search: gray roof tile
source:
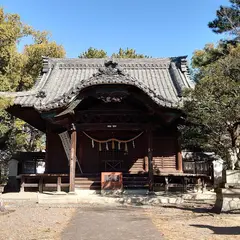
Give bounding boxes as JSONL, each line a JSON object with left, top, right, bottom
{"left": 0, "top": 57, "right": 194, "bottom": 111}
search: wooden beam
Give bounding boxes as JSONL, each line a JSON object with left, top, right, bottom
{"left": 69, "top": 124, "right": 77, "bottom": 193}
{"left": 147, "top": 127, "right": 154, "bottom": 192}
{"left": 76, "top": 123, "right": 146, "bottom": 131}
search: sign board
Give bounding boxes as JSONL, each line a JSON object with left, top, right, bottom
{"left": 101, "top": 172, "right": 123, "bottom": 190}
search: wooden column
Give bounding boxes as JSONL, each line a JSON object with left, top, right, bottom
{"left": 44, "top": 124, "right": 50, "bottom": 173}
{"left": 57, "top": 177, "right": 61, "bottom": 193}
{"left": 147, "top": 128, "right": 154, "bottom": 192}
{"left": 177, "top": 138, "right": 183, "bottom": 172}
{"left": 69, "top": 124, "right": 77, "bottom": 193}
{"left": 39, "top": 177, "right": 43, "bottom": 193}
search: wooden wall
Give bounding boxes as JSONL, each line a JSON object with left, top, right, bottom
{"left": 45, "top": 129, "right": 178, "bottom": 174}
{"left": 153, "top": 137, "right": 177, "bottom": 173}
{"left": 46, "top": 129, "right": 69, "bottom": 173}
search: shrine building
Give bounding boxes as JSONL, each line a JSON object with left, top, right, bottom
{"left": 1, "top": 57, "right": 210, "bottom": 193}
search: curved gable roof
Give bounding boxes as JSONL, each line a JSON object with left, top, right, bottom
{"left": 0, "top": 57, "right": 194, "bottom": 111}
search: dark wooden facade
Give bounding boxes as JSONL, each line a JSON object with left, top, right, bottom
{"left": 42, "top": 83, "right": 184, "bottom": 192}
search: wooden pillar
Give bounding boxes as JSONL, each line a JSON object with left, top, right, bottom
{"left": 164, "top": 177, "right": 169, "bottom": 192}
{"left": 44, "top": 123, "right": 50, "bottom": 173}
{"left": 57, "top": 177, "right": 61, "bottom": 193}
{"left": 147, "top": 128, "right": 154, "bottom": 192}
{"left": 177, "top": 137, "right": 183, "bottom": 172}
{"left": 144, "top": 156, "right": 148, "bottom": 172}
{"left": 39, "top": 177, "right": 43, "bottom": 193}
{"left": 69, "top": 124, "right": 77, "bottom": 193}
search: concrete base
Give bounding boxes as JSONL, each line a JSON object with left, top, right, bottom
{"left": 214, "top": 188, "right": 240, "bottom": 213}
{"left": 223, "top": 170, "right": 240, "bottom": 184}
{"left": 75, "top": 189, "right": 101, "bottom": 195}
{"left": 0, "top": 190, "right": 217, "bottom": 206}
{"left": 101, "top": 189, "right": 123, "bottom": 196}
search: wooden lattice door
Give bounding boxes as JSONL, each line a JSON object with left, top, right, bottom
{"left": 99, "top": 149, "right": 127, "bottom": 172}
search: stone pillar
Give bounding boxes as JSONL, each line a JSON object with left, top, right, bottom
{"left": 214, "top": 170, "right": 240, "bottom": 213}
{"left": 214, "top": 188, "right": 240, "bottom": 213}
{"left": 213, "top": 159, "right": 224, "bottom": 188}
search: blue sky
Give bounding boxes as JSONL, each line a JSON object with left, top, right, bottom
{"left": 1, "top": 0, "right": 230, "bottom": 59}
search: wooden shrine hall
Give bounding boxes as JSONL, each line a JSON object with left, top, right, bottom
{"left": 2, "top": 57, "right": 208, "bottom": 193}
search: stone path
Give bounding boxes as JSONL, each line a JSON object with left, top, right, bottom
{"left": 62, "top": 206, "right": 163, "bottom": 240}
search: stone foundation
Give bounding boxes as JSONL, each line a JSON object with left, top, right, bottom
{"left": 223, "top": 170, "right": 240, "bottom": 185}
{"left": 214, "top": 188, "right": 240, "bottom": 213}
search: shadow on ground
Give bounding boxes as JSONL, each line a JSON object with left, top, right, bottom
{"left": 190, "top": 225, "right": 240, "bottom": 235}
{"left": 162, "top": 205, "right": 213, "bottom": 214}
{"left": 162, "top": 205, "right": 240, "bottom": 215}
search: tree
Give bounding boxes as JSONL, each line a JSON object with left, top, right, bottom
{"left": 208, "top": 0, "right": 240, "bottom": 40}
{"left": 192, "top": 42, "right": 236, "bottom": 68}
{"left": 78, "top": 47, "right": 107, "bottom": 58}
{"left": 0, "top": 8, "right": 65, "bottom": 164}
{"left": 79, "top": 47, "right": 148, "bottom": 58}
{"left": 182, "top": 0, "right": 240, "bottom": 169}
{"left": 183, "top": 44, "right": 240, "bottom": 169}
{"left": 111, "top": 48, "right": 147, "bottom": 58}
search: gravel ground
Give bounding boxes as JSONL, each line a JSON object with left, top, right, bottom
{"left": 0, "top": 204, "right": 76, "bottom": 240}
{"left": 145, "top": 204, "right": 240, "bottom": 240}
{"left": 0, "top": 202, "right": 239, "bottom": 240}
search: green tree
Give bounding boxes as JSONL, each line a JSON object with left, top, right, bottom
{"left": 19, "top": 30, "right": 65, "bottom": 90}
{"left": 78, "top": 47, "right": 107, "bottom": 58}
{"left": 182, "top": 1, "right": 240, "bottom": 169}
{"left": 183, "top": 44, "right": 240, "bottom": 169}
{"left": 79, "top": 47, "right": 148, "bottom": 58}
{"left": 192, "top": 42, "right": 236, "bottom": 68}
{"left": 208, "top": 0, "right": 240, "bottom": 40}
{"left": 112, "top": 48, "right": 147, "bottom": 58}
{"left": 0, "top": 8, "right": 65, "bottom": 163}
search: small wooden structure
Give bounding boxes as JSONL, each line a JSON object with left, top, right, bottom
{"left": 1, "top": 57, "right": 210, "bottom": 193}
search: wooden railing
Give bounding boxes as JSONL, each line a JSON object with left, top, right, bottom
{"left": 19, "top": 174, "right": 69, "bottom": 193}
{"left": 183, "top": 161, "right": 212, "bottom": 175}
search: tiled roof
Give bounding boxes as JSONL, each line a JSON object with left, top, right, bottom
{"left": 0, "top": 57, "right": 194, "bottom": 111}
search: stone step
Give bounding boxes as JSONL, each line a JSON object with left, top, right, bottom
{"left": 75, "top": 180, "right": 101, "bottom": 184}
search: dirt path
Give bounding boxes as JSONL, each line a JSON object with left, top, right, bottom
{"left": 145, "top": 204, "right": 240, "bottom": 240}
{"left": 62, "top": 206, "right": 164, "bottom": 240}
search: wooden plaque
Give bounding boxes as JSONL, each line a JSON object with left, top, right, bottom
{"left": 101, "top": 172, "right": 123, "bottom": 190}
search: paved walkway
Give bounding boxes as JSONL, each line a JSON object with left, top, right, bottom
{"left": 62, "top": 206, "right": 163, "bottom": 240}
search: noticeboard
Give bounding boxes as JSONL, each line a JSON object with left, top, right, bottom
{"left": 101, "top": 172, "right": 123, "bottom": 190}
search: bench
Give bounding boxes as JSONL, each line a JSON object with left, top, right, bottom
{"left": 20, "top": 174, "right": 69, "bottom": 193}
